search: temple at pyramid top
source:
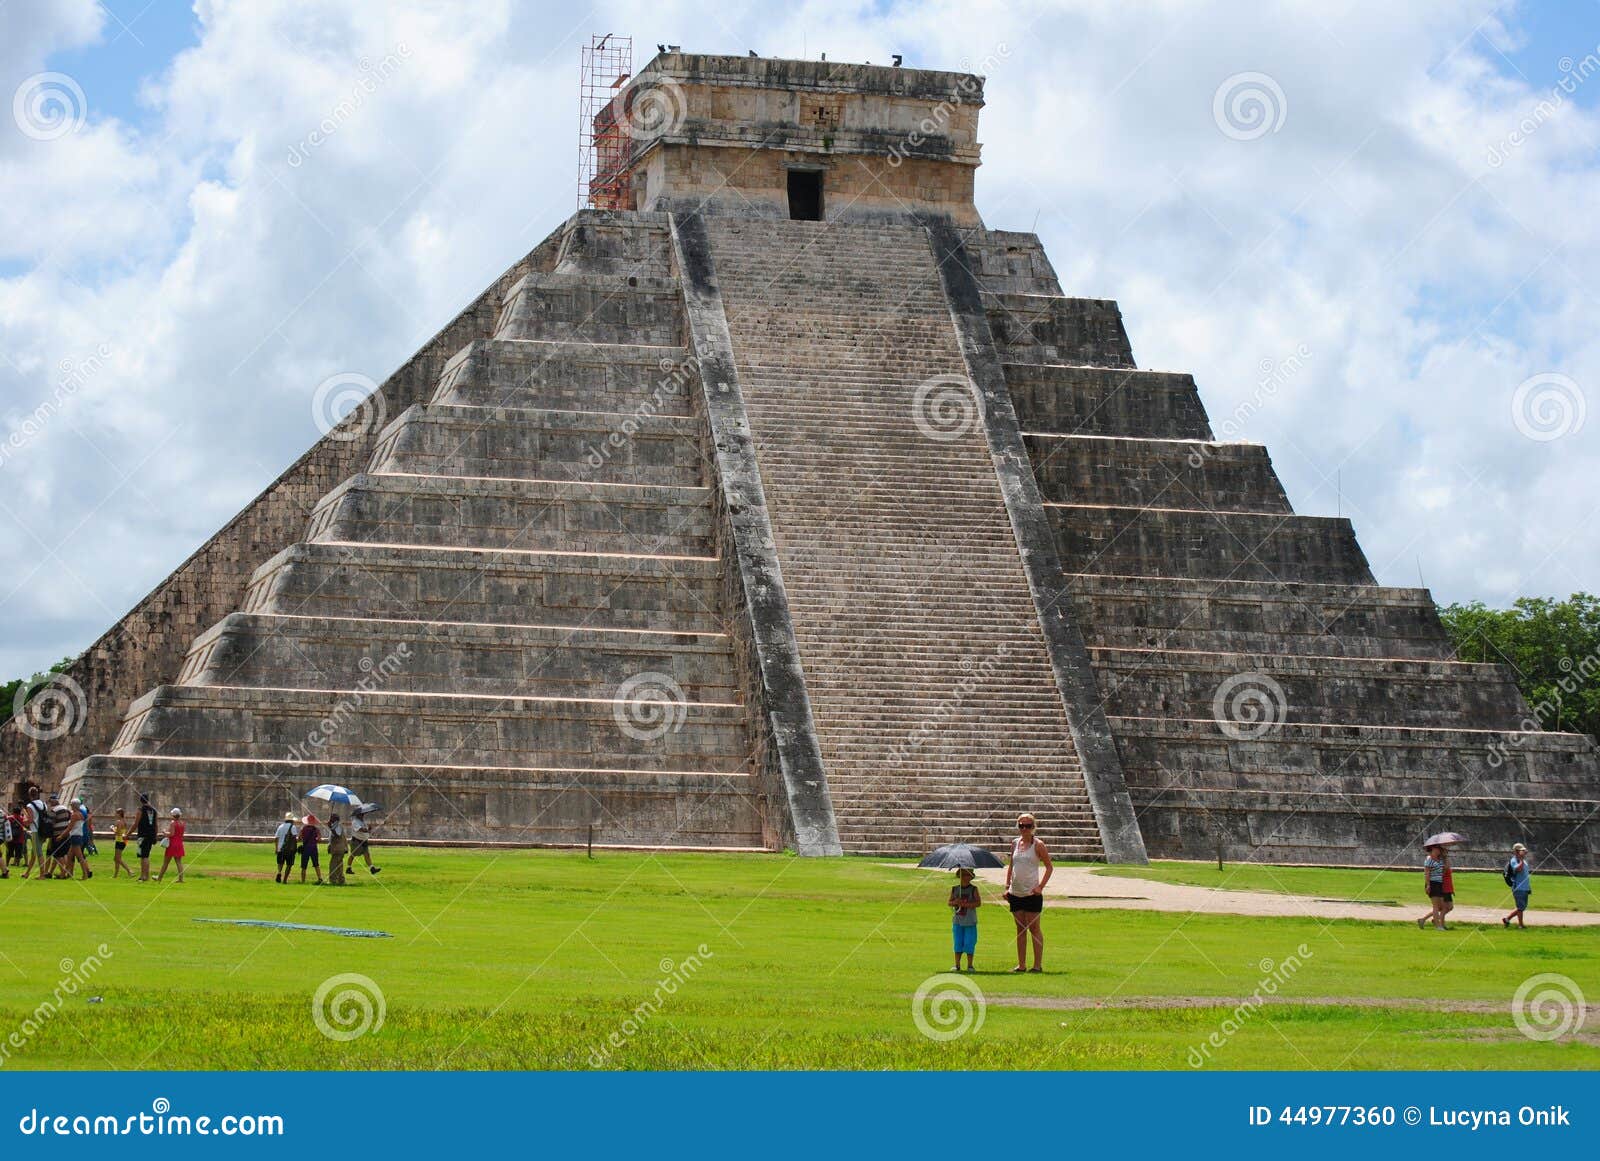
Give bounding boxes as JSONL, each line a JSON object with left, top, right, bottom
{"left": 600, "top": 52, "right": 985, "bottom": 224}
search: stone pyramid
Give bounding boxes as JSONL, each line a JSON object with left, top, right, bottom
{"left": 6, "top": 52, "right": 1593, "bottom": 868}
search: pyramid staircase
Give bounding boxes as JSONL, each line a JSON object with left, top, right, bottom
{"left": 701, "top": 219, "right": 1103, "bottom": 858}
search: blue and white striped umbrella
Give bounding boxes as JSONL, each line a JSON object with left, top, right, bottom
{"left": 305, "top": 784, "right": 364, "bottom": 808}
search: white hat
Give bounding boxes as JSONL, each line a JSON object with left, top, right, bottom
{"left": 169, "top": 807, "right": 182, "bottom": 817}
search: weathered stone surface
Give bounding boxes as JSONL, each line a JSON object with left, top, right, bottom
{"left": 27, "top": 53, "right": 1599, "bottom": 869}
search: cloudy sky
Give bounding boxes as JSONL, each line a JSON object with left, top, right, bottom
{"left": 1, "top": 0, "right": 1597, "bottom": 680}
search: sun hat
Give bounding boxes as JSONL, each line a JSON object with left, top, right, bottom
{"left": 1513, "top": 842, "right": 1528, "bottom": 852}
{"left": 169, "top": 807, "right": 182, "bottom": 817}
{"left": 284, "top": 812, "right": 297, "bottom": 822}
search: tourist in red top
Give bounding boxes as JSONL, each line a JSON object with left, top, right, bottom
{"left": 157, "top": 807, "right": 187, "bottom": 883}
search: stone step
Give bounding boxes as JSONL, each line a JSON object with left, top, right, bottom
{"left": 64, "top": 753, "right": 766, "bottom": 848}
{"left": 242, "top": 542, "right": 727, "bottom": 633}
{"left": 986, "top": 294, "right": 1134, "bottom": 368}
{"left": 1049, "top": 504, "right": 1374, "bottom": 584}
{"left": 1005, "top": 364, "right": 1212, "bottom": 439}
{"left": 1110, "top": 715, "right": 1600, "bottom": 801}
{"left": 493, "top": 271, "right": 684, "bottom": 346}
{"left": 1126, "top": 784, "right": 1599, "bottom": 869}
{"left": 1026, "top": 434, "right": 1292, "bottom": 513}
{"left": 177, "top": 612, "right": 739, "bottom": 701}
{"left": 306, "top": 472, "right": 712, "bottom": 555}
{"left": 1089, "top": 646, "right": 1530, "bottom": 731}
{"left": 110, "top": 684, "right": 752, "bottom": 772}
{"left": 552, "top": 213, "right": 677, "bottom": 280}
{"left": 368, "top": 403, "right": 706, "bottom": 488}
{"left": 435, "top": 338, "right": 697, "bottom": 417}
{"left": 1062, "top": 573, "right": 1455, "bottom": 660}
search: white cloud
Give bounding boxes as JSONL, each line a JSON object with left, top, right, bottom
{"left": 0, "top": 0, "right": 1597, "bottom": 680}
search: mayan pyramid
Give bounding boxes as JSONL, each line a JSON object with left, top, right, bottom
{"left": 9, "top": 51, "right": 1595, "bottom": 868}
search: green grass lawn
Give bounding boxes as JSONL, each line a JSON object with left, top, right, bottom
{"left": 1, "top": 843, "right": 1594, "bottom": 1070}
{"left": 1094, "top": 860, "right": 1600, "bottom": 913}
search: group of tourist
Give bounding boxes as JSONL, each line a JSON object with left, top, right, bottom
{"left": 1416, "top": 840, "right": 1535, "bottom": 931}
{"left": 3, "top": 785, "right": 382, "bottom": 886}
{"left": 945, "top": 814, "right": 1540, "bottom": 971}
{"left": 272, "top": 810, "right": 380, "bottom": 886}
{"left": 2, "top": 788, "right": 184, "bottom": 882}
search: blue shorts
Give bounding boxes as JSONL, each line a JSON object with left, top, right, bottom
{"left": 952, "top": 923, "right": 977, "bottom": 956}
{"left": 1514, "top": 890, "right": 1531, "bottom": 910}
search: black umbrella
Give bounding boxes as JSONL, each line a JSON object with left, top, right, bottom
{"left": 918, "top": 843, "right": 1004, "bottom": 870}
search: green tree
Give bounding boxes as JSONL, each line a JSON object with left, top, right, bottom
{"left": 1440, "top": 592, "right": 1600, "bottom": 739}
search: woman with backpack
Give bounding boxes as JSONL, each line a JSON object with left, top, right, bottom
{"left": 1503, "top": 843, "right": 1533, "bottom": 928}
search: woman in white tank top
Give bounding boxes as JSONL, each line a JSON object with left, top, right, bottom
{"left": 1004, "top": 812, "right": 1053, "bottom": 972}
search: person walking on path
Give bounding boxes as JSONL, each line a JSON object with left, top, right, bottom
{"left": 1004, "top": 813, "right": 1052, "bottom": 972}
{"left": 274, "top": 813, "right": 299, "bottom": 883}
{"left": 1417, "top": 843, "right": 1454, "bottom": 930}
{"left": 346, "top": 810, "right": 380, "bottom": 876}
{"left": 326, "top": 814, "right": 348, "bottom": 886}
{"left": 948, "top": 866, "right": 981, "bottom": 972}
{"left": 112, "top": 809, "right": 132, "bottom": 878}
{"left": 156, "top": 807, "right": 186, "bottom": 883}
{"left": 46, "top": 794, "right": 72, "bottom": 879}
{"left": 1503, "top": 843, "right": 1533, "bottom": 928}
{"left": 299, "top": 815, "right": 323, "bottom": 884}
{"left": 135, "top": 793, "right": 158, "bottom": 882}
{"left": 62, "top": 798, "right": 92, "bottom": 879}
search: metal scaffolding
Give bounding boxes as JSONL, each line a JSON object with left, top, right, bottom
{"left": 577, "top": 34, "right": 633, "bottom": 210}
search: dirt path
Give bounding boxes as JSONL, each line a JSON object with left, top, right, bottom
{"left": 938, "top": 864, "right": 1600, "bottom": 927}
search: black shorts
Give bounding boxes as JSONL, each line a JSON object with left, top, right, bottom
{"left": 1427, "top": 882, "right": 1453, "bottom": 900}
{"left": 138, "top": 836, "right": 155, "bottom": 859}
{"left": 114, "top": 841, "right": 126, "bottom": 851}
{"left": 277, "top": 847, "right": 296, "bottom": 868}
{"left": 1006, "top": 892, "right": 1044, "bottom": 913}
{"left": 301, "top": 848, "right": 320, "bottom": 868}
